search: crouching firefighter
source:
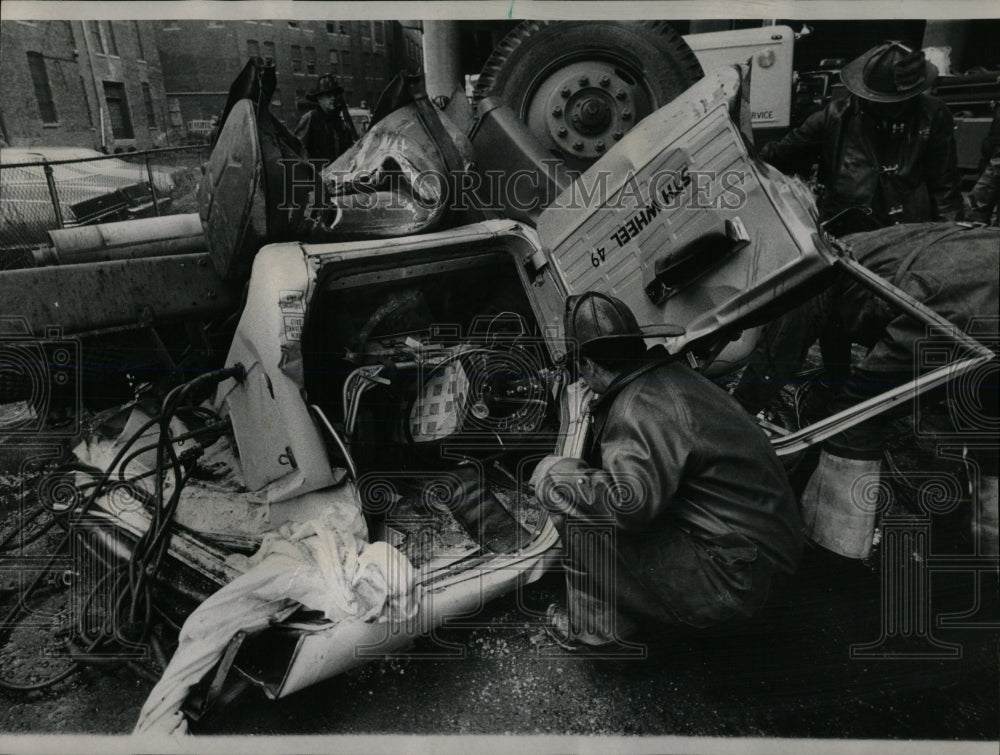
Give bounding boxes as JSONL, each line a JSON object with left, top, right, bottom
{"left": 530, "top": 293, "right": 803, "bottom": 650}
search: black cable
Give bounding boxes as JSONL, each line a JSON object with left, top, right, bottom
{"left": 117, "top": 420, "right": 230, "bottom": 481}
{"left": 111, "top": 366, "right": 243, "bottom": 647}
{"left": 0, "top": 365, "right": 244, "bottom": 691}
{"left": 0, "top": 464, "right": 104, "bottom": 553}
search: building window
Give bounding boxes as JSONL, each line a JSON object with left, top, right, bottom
{"left": 141, "top": 83, "right": 157, "bottom": 127}
{"left": 328, "top": 49, "right": 339, "bottom": 71}
{"left": 262, "top": 41, "right": 275, "bottom": 66}
{"left": 163, "top": 21, "right": 180, "bottom": 31}
{"left": 132, "top": 21, "right": 146, "bottom": 60}
{"left": 305, "top": 46, "right": 316, "bottom": 75}
{"left": 288, "top": 21, "right": 298, "bottom": 29}
{"left": 291, "top": 45, "right": 302, "bottom": 73}
{"left": 247, "top": 39, "right": 260, "bottom": 60}
{"left": 339, "top": 23, "right": 348, "bottom": 35}
{"left": 105, "top": 22, "right": 119, "bottom": 55}
{"left": 168, "top": 98, "right": 182, "bottom": 127}
{"left": 326, "top": 22, "right": 336, "bottom": 34}
{"left": 341, "top": 50, "right": 351, "bottom": 74}
{"left": 374, "top": 22, "right": 384, "bottom": 45}
{"left": 103, "top": 81, "right": 134, "bottom": 139}
{"left": 295, "top": 87, "right": 306, "bottom": 107}
{"left": 87, "top": 21, "right": 103, "bottom": 51}
{"left": 27, "top": 52, "right": 57, "bottom": 124}
{"left": 88, "top": 20, "right": 119, "bottom": 54}
{"left": 361, "top": 23, "right": 371, "bottom": 39}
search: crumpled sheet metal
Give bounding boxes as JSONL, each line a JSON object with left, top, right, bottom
{"left": 272, "top": 522, "right": 562, "bottom": 700}
{"left": 134, "top": 493, "right": 417, "bottom": 735}
{"left": 292, "top": 104, "right": 474, "bottom": 240}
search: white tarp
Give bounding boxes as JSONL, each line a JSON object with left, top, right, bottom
{"left": 133, "top": 492, "right": 416, "bottom": 735}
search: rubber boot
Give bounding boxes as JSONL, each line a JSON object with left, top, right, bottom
{"left": 801, "top": 450, "right": 883, "bottom": 559}
{"left": 974, "top": 475, "right": 999, "bottom": 557}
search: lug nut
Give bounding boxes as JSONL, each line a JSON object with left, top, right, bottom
{"left": 595, "top": 141, "right": 606, "bottom": 152}
{"left": 552, "top": 105, "right": 563, "bottom": 117}
{"left": 613, "top": 130, "right": 624, "bottom": 140}
{"left": 599, "top": 75, "right": 611, "bottom": 87}
{"left": 560, "top": 87, "right": 571, "bottom": 98}
{"left": 578, "top": 75, "right": 590, "bottom": 86}
{"left": 573, "top": 141, "right": 584, "bottom": 151}
{"left": 557, "top": 126, "right": 568, "bottom": 137}
{"left": 622, "top": 109, "right": 632, "bottom": 120}
{"left": 616, "top": 89, "right": 627, "bottom": 100}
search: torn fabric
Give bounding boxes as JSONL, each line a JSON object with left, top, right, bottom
{"left": 133, "top": 493, "right": 416, "bottom": 735}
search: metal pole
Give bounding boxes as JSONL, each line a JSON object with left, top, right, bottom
{"left": 422, "top": 21, "right": 463, "bottom": 103}
{"left": 79, "top": 21, "right": 107, "bottom": 152}
{"left": 145, "top": 155, "right": 161, "bottom": 216}
{"left": 43, "top": 160, "right": 65, "bottom": 229}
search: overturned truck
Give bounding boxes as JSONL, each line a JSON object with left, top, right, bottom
{"left": 0, "top": 21, "right": 993, "bottom": 733}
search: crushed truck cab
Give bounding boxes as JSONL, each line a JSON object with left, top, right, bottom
{"left": 125, "top": 66, "right": 855, "bottom": 712}
{"left": 2, "top": 54, "right": 991, "bottom": 731}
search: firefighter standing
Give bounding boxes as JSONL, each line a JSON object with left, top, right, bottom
{"left": 293, "top": 75, "right": 355, "bottom": 164}
{"left": 760, "top": 42, "right": 963, "bottom": 227}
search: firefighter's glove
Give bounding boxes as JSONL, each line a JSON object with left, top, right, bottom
{"left": 556, "top": 379, "right": 594, "bottom": 457}
{"left": 529, "top": 455, "right": 598, "bottom": 522}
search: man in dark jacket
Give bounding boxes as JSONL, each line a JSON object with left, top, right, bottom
{"left": 760, "top": 42, "right": 962, "bottom": 227}
{"left": 969, "top": 151, "right": 999, "bottom": 225}
{"left": 530, "top": 293, "right": 802, "bottom": 650}
{"left": 293, "top": 75, "right": 355, "bottom": 164}
{"left": 734, "top": 223, "right": 999, "bottom": 560}
{"left": 969, "top": 105, "right": 1000, "bottom": 225}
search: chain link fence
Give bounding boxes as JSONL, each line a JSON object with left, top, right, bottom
{"left": 0, "top": 145, "right": 210, "bottom": 269}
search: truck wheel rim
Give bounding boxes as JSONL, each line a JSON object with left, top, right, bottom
{"left": 523, "top": 56, "right": 653, "bottom": 164}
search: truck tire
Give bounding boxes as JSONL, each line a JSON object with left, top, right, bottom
{"left": 474, "top": 21, "right": 704, "bottom": 168}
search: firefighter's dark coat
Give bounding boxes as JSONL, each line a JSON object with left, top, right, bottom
{"left": 761, "top": 94, "right": 963, "bottom": 226}
{"left": 293, "top": 108, "right": 353, "bottom": 164}
{"left": 535, "top": 357, "right": 802, "bottom": 627}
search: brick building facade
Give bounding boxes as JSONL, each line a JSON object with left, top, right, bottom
{"left": 0, "top": 20, "right": 168, "bottom": 151}
{"left": 154, "top": 20, "right": 423, "bottom": 140}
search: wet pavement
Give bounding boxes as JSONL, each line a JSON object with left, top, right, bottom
{"left": 1, "top": 442, "right": 997, "bottom": 740}
{"left": 191, "top": 566, "right": 999, "bottom": 739}
{"left": 1, "top": 559, "right": 996, "bottom": 739}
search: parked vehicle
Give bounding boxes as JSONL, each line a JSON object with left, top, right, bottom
{"left": 348, "top": 106, "right": 373, "bottom": 134}
{"left": 0, "top": 147, "right": 176, "bottom": 254}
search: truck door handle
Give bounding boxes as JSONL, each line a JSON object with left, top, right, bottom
{"left": 644, "top": 218, "right": 750, "bottom": 305}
